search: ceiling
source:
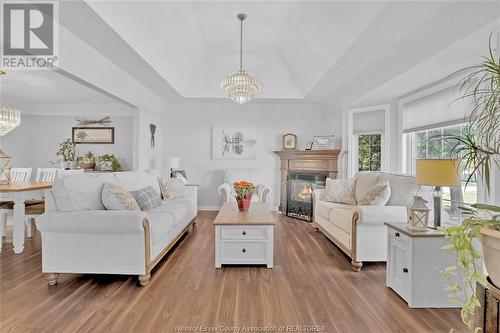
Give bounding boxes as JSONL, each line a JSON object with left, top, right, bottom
{"left": 2, "top": 1, "right": 500, "bottom": 109}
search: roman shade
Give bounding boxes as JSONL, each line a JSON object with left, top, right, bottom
{"left": 402, "top": 85, "right": 471, "bottom": 133}
{"left": 353, "top": 109, "right": 385, "bottom": 134}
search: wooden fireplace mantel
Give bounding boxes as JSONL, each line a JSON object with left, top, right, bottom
{"left": 274, "top": 149, "right": 343, "bottom": 179}
{"left": 274, "top": 149, "right": 344, "bottom": 212}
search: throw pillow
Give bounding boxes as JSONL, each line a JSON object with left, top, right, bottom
{"left": 102, "top": 182, "right": 141, "bottom": 211}
{"left": 358, "top": 181, "right": 391, "bottom": 206}
{"left": 158, "top": 177, "right": 187, "bottom": 200}
{"left": 130, "top": 186, "right": 162, "bottom": 211}
{"left": 323, "top": 178, "right": 357, "bottom": 205}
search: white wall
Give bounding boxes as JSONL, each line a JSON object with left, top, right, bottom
{"left": 163, "top": 102, "right": 335, "bottom": 209}
{"left": 0, "top": 114, "right": 134, "bottom": 174}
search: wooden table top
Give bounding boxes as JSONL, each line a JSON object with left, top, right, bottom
{"left": 0, "top": 182, "right": 53, "bottom": 193}
{"left": 384, "top": 223, "right": 445, "bottom": 238}
{"left": 214, "top": 203, "right": 275, "bottom": 226}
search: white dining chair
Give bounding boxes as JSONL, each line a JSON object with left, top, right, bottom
{"left": 36, "top": 168, "right": 59, "bottom": 182}
{"left": 0, "top": 168, "right": 32, "bottom": 238}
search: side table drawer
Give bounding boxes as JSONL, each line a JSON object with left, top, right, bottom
{"left": 390, "top": 228, "right": 410, "bottom": 244}
{"left": 221, "top": 241, "right": 267, "bottom": 262}
{"left": 221, "top": 226, "right": 268, "bottom": 240}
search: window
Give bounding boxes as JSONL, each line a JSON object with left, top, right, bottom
{"left": 405, "top": 123, "right": 477, "bottom": 222}
{"left": 358, "top": 134, "right": 382, "bottom": 172}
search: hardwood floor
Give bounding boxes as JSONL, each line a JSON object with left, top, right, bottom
{"left": 1, "top": 211, "right": 465, "bottom": 333}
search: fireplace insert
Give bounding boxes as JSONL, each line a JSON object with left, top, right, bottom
{"left": 283, "top": 171, "right": 327, "bottom": 221}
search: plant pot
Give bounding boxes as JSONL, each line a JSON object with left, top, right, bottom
{"left": 60, "top": 161, "right": 70, "bottom": 169}
{"left": 481, "top": 228, "right": 500, "bottom": 288}
{"left": 236, "top": 196, "right": 251, "bottom": 212}
{"left": 79, "top": 162, "right": 95, "bottom": 170}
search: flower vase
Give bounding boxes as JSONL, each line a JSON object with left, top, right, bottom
{"left": 236, "top": 196, "right": 251, "bottom": 212}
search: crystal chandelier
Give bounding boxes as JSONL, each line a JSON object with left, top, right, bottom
{"left": 221, "top": 13, "right": 260, "bottom": 104}
{"left": 0, "top": 107, "right": 21, "bottom": 136}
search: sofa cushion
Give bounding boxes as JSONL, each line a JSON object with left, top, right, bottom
{"left": 102, "top": 183, "right": 140, "bottom": 211}
{"left": 316, "top": 200, "right": 351, "bottom": 220}
{"left": 158, "top": 177, "right": 187, "bottom": 200}
{"left": 154, "top": 200, "right": 189, "bottom": 226}
{"left": 146, "top": 210, "right": 176, "bottom": 243}
{"left": 52, "top": 173, "right": 116, "bottom": 212}
{"left": 358, "top": 181, "right": 391, "bottom": 206}
{"left": 130, "top": 186, "right": 162, "bottom": 211}
{"left": 324, "top": 178, "right": 356, "bottom": 205}
{"left": 328, "top": 206, "right": 356, "bottom": 234}
{"left": 354, "top": 172, "right": 382, "bottom": 203}
{"left": 114, "top": 171, "right": 161, "bottom": 194}
{"left": 379, "top": 173, "right": 419, "bottom": 206}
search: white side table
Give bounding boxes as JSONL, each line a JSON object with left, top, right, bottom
{"left": 385, "top": 223, "right": 462, "bottom": 308}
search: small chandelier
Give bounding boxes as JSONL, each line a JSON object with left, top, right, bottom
{"left": 0, "top": 107, "right": 21, "bottom": 136}
{"left": 221, "top": 13, "right": 260, "bottom": 104}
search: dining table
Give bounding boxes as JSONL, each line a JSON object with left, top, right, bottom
{"left": 0, "top": 182, "right": 52, "bottom": 253}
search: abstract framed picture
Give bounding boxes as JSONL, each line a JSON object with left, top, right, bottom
{"left": 72, "top": 127, "right": 115, "bottom": 144}
{"left": 212, "top": 126, "right": 257, "bottom": 160}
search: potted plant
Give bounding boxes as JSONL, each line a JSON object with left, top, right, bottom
{"left": 56, "top": 138, "right": 75, "bottom": 169}
{"left": 97, "top": 154, "right": 121, "bottom": 172}
{"left": 441, "top": 37, "right": 500, "bottom": 328}
{"left": 79, "top": 151, "right": 95, "bottom": 170}
{"left": 233, "top": 181, "right": 256, "bottom": 211}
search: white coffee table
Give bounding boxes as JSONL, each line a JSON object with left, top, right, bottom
{"left": 214, "top": 202, "right": 275, "bottom": 268}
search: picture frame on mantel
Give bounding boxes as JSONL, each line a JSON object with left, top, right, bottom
{"left": 282, "top": 133, "right": 297, "bottom": 150}
{"left": 312, "top": 135, "right": 335, "bottom": 150}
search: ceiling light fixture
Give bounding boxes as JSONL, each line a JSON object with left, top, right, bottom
{"left": 0, "top": 107, "right": 21, "bottom": 136}
{"left": 220, "top": 13, "right": 260, "bottom": 104}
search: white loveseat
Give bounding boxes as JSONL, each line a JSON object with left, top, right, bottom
{"left": 36, "top": 171, "right": 198, "bottom": 287}
{"left": 313, "top": 172, "right": 432, "bottom": 271}
{"left": 218, "top": 168, "right": 271, "bottom": 203}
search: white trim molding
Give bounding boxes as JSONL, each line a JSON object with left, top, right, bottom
{"left": 346, "top": 104, "right": 391, "bottom": 178}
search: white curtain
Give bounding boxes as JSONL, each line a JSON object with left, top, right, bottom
{"left": 353, "top": 109, "right": 385, "bottom": 134}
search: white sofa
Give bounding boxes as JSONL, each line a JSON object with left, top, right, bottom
{"left": 218, "top": 168, "right": 271, "bottom": 203}
{"left": 313, "top": 172, "right": 432, "bottom": 271}
{"left": 36, "top": 171, "right": 198, "bottom": 287}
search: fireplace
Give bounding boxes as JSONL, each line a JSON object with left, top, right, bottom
{"left": 284, "top": 171, "right": 327, "bottom": 221}
{"left": 274, "top": 149, "right": 343, "bottom": 222}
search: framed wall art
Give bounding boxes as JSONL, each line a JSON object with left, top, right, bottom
{"left": 282, "top": 133, "right": 297, "bottom": 150}
{"left": 212, "top": 126, "right": 257, "bottom": 160}
{"left": 72, "top": 127, "right": 115, "bottom": 144}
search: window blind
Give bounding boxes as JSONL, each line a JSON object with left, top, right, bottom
{"left": 402, "top": 85, "right": 471, "bottom": 133}
{"left": 352, "top": 109, "right": 385, "bottom": 134}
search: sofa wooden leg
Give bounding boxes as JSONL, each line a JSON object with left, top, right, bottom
{"left": 46, "top": 273, "right": 59, "bottom": 286}
{"left": 351, "top": 260, "right": 363, "bottom": 272}
{"left": 138, "top": 273, "right": 151, "bottom": 287}
{"left": 313, "top": 224, "right": 320, "bottom": 232}
{"left": 192, "top": 216, "right": 198, "bottom": 226}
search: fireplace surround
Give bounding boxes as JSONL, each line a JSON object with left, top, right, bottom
{"left": 274, "top": 149, "right": 343, "bottom": 221}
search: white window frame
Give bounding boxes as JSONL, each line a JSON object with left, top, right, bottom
{"left": 347, "top": 104, "right": 391, "bottom": 178}
{"left": 352, "top": 131, "right": 385, "bottom": 173}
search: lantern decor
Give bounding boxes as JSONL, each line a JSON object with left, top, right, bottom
{"left": 407, "top": 196, "right": 430, "bottom": 231}
{"left": 0, "top": 149, "right": 12, "bottom": 185}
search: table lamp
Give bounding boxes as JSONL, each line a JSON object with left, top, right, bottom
{"left": 416, "top": 159, "right": 460, "bottom": 229}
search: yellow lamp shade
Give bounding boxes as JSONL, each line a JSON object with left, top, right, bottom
{"left": 415, "top": 159, "right": 460, "bottom": 187}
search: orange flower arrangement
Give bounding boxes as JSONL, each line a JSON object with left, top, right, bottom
{"left": 233, "top": 181, "right": 256, "bottom": 199}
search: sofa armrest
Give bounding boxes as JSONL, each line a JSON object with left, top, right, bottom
{"left": 355, "top": 205, "right": 407, "bottom": 225}
{"left": 257, "top": 184, "right": 271, "bottom": 203}
{"left": 218, "top": 183, "right": 232, "bottom": 202}
{"left": 36, "top": 210, "right": 148, "bottom": 234}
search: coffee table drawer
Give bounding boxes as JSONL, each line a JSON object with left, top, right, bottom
{"left": 221, "top": 226, "right": 268, "bottom": 240}
{"left": 220, "top": 241, "right": 268, "bottom": 262}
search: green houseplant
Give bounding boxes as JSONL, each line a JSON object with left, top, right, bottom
{"left": 441, "top": 36, "right": 500, "bottom": 329}
{"left": 56, "top": 138, "right": 75, "bottom": 169}
{"left": 97, "top": 154, "right": 121, "bottom": 172}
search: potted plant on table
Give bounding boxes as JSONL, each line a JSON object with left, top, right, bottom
{"left": 441, "top": 37, "right": 500, "bottom": 329}
{"left": 97, "top": 154, "right": 121, "bottom": 172}
{"left": 233, "top": 181, "right": 256, "bottom": 212}
{"left": 56, "top": 138, "right": 75, "bottom": 169}
{"left": 78, "top": 151, "right": 96, "bottom": 170}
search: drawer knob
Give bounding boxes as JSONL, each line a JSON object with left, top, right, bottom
{"left": 242, "top": 248, "right": 246, "bottom": 253}
{"left": 242, "top": 231, "right": 247, "bottom": 235}
{"left": 395, "top": 232, "right": 400, "bottom": 237}
{"left": 403, "top": 268, "right": 408, "bottom": 273}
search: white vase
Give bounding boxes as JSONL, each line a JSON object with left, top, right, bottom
{"left": 481, "top": 228, "right": 500, "bottom": 288}
{"left": 60, "top": 161, "right": 70, "bottom": 169}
